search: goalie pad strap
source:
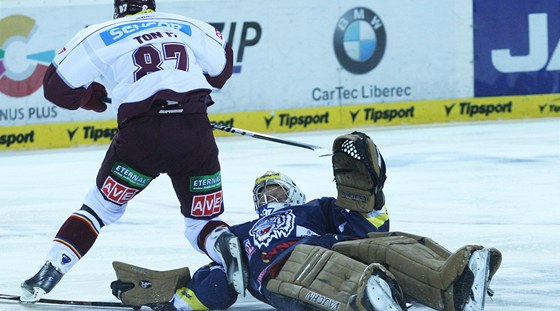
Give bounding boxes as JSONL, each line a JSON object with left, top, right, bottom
{"left": 266, "top": 244, "right": 373, "bottom": 311}
{"left": 332, "top": 232, "right": 480, "bottom": 310}
{"left": 112, "top": 261, "right": 191, "bottom": 307}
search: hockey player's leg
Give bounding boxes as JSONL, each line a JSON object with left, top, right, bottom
{"left": 172, "top": 142, "right": 244, "bottom": 295}
{"left": 183, "top": 219, "right": 248, "bottom": 295}
{"left": 21, "top": 187, "right": 128, "bottom": 303}
{"left": 205, "top": 226, "right": 248, "bottom": 296}
{"left": 20, "top": 261, "right": 64, "bottom": 303}
{"left": 20, "top": 203, "right": 108, "bottom": 302}
{"left": 265, "top": 244, "right": 406, "bottom": 311}
{"left": 332, "top": 233, "right": 502, "bottom": 311}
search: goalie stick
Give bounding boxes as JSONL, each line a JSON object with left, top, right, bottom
{"left": 100, "top": 96, "right": 331, "bottom": 156}
{"left": 0, "top": 294, "right": 137, "bottom": 309}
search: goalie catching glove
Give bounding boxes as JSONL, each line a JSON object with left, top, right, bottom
{"left": 332, "top": 131, "right": 387, "bottom": 212}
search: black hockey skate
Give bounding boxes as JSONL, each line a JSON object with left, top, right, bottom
{"left": 20, "top": 261, "right": 64, "bottom": 303}
{"left": 454, "top": 248, "right": 492, "bottom": 311}
{"left": 214, "top": 228, "right": 249, "bottom": 296}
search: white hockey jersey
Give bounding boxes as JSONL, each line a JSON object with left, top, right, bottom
{"left": 49, "top": 12, "right": 230, "bottom": 115}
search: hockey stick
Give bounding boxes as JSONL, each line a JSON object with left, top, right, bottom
{"left": 0, "top": 293, "right": 137, "bottom": 309}
{"left": 100, "top": 97, "right": 332, "bottom": 157}
{"left": 211, "top": 123, "right": 331, "bottom": 156}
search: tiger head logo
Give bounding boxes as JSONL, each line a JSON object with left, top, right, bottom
{"left": 249, "top": 210, "right": 295, "bottom": 248}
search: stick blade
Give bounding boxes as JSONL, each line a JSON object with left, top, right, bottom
{"left": 313, "top": 148, "right": 333, "bottom": 157}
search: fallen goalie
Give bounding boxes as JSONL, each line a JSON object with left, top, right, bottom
{"left": 110, "top": 132, "right": 502, "bottom": 311}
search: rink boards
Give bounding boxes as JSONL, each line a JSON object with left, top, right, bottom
{"left": 1, "top": 93, "right": 559, "bottom": 151}
{"left": 1, "top": 0, "right": 560, "bottom": 150}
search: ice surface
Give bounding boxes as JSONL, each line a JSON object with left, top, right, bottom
{"left": 1, "top": 118, "right": 559, "bottom": 310}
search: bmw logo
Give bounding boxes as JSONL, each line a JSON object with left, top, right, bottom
{"left": 333, "top": 7, "right": 386, "bottom": 74}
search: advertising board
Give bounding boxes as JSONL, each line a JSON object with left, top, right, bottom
{"left": 474, "top": 0, "right": 560, "bottom": 96}
{"left": 1, "top": 0, "right": 473, "bottom": 126}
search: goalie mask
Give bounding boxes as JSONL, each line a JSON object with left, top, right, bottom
{"left": 114, "top": 0, "right": 156, "bottom": 19}
{"left": 332, "top": 131, "right": 387, "bottom": 213}
{"left": 252, "top": 171, "right": 306, "bottom": 217}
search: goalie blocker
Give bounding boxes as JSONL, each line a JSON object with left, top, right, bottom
{"left": 110, "top": 261, "right": 191, "bottom": 308}
{"left": 332, "top": 132, "right": 387, "bottom": 213}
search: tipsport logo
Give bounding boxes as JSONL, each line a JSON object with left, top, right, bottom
{"left": 333, "top": 7, "right": 386, "bottom": 74}
{"left": 0, "top": 15, "right": 55, "bottom": 97}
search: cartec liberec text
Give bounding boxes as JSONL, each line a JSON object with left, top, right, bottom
{"left": 312, "top": 85, "right": 412, "bottom": 101}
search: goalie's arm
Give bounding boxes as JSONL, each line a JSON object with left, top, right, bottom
{"left": 317, "top": 197, "right": 389, "bottom": 237}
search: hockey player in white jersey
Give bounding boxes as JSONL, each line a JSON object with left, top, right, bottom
{"left": 21, "top": 0, "right": 247, "bottom": 303}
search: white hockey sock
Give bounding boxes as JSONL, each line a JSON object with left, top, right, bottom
{"left": 46, "top": 243, "right": 80, "bottom": 274}
{"left": 204, "top": 231, "right": 224, "bottom": 266}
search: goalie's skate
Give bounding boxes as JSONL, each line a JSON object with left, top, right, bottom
{"left": 457, "top": 248, "right": 491, "bottom": 311}
{"left": 20, "top": 261, "right": 64, "bottom": 303}
{"left": 365, "top": 269, "right": 405, "bottom": 311}
{"left": 214, "top": 229, "right": 248, "bottom": 296}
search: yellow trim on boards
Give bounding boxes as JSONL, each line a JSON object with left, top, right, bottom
{"left": 1, "top": 94, "right": 559, "bottom": 151}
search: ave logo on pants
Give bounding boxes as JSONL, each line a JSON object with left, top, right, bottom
{"left": 101, "top": 176, "right": 138, "bottom": 204}
{"left": 191, "top": 191, "right": 223, "bottom": 217}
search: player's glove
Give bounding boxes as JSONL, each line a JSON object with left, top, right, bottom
{"left": 81, "top": 82, "right": 107, "bottom": 112}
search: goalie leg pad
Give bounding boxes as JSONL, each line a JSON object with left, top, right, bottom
{"left": 487, "top": 247, "right": 502, "bottom": 281}
{"left": 332, "top": 232, "right": 495, "bottom": 311}
{"left": 265, "top": 244, "right": 404, "bottom": 311}
{"left": 112, "top": 261, "right": 191, "bottom": 307}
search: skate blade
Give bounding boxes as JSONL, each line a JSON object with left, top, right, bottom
{"left": 463, "top": 248, "right": 491, "bottom": 311}
{"left": 366, "top": 275, "right": 403, "bottom": 311}
{"left": 228, "top": 239, "right": 247, "bottom": 297}
{"left": 19, "top": 287, "right": 46, "bottom": 303}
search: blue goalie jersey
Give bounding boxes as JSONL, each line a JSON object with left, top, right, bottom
{"left": 229, "top": 196, "right": 390, "bottom": 303}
